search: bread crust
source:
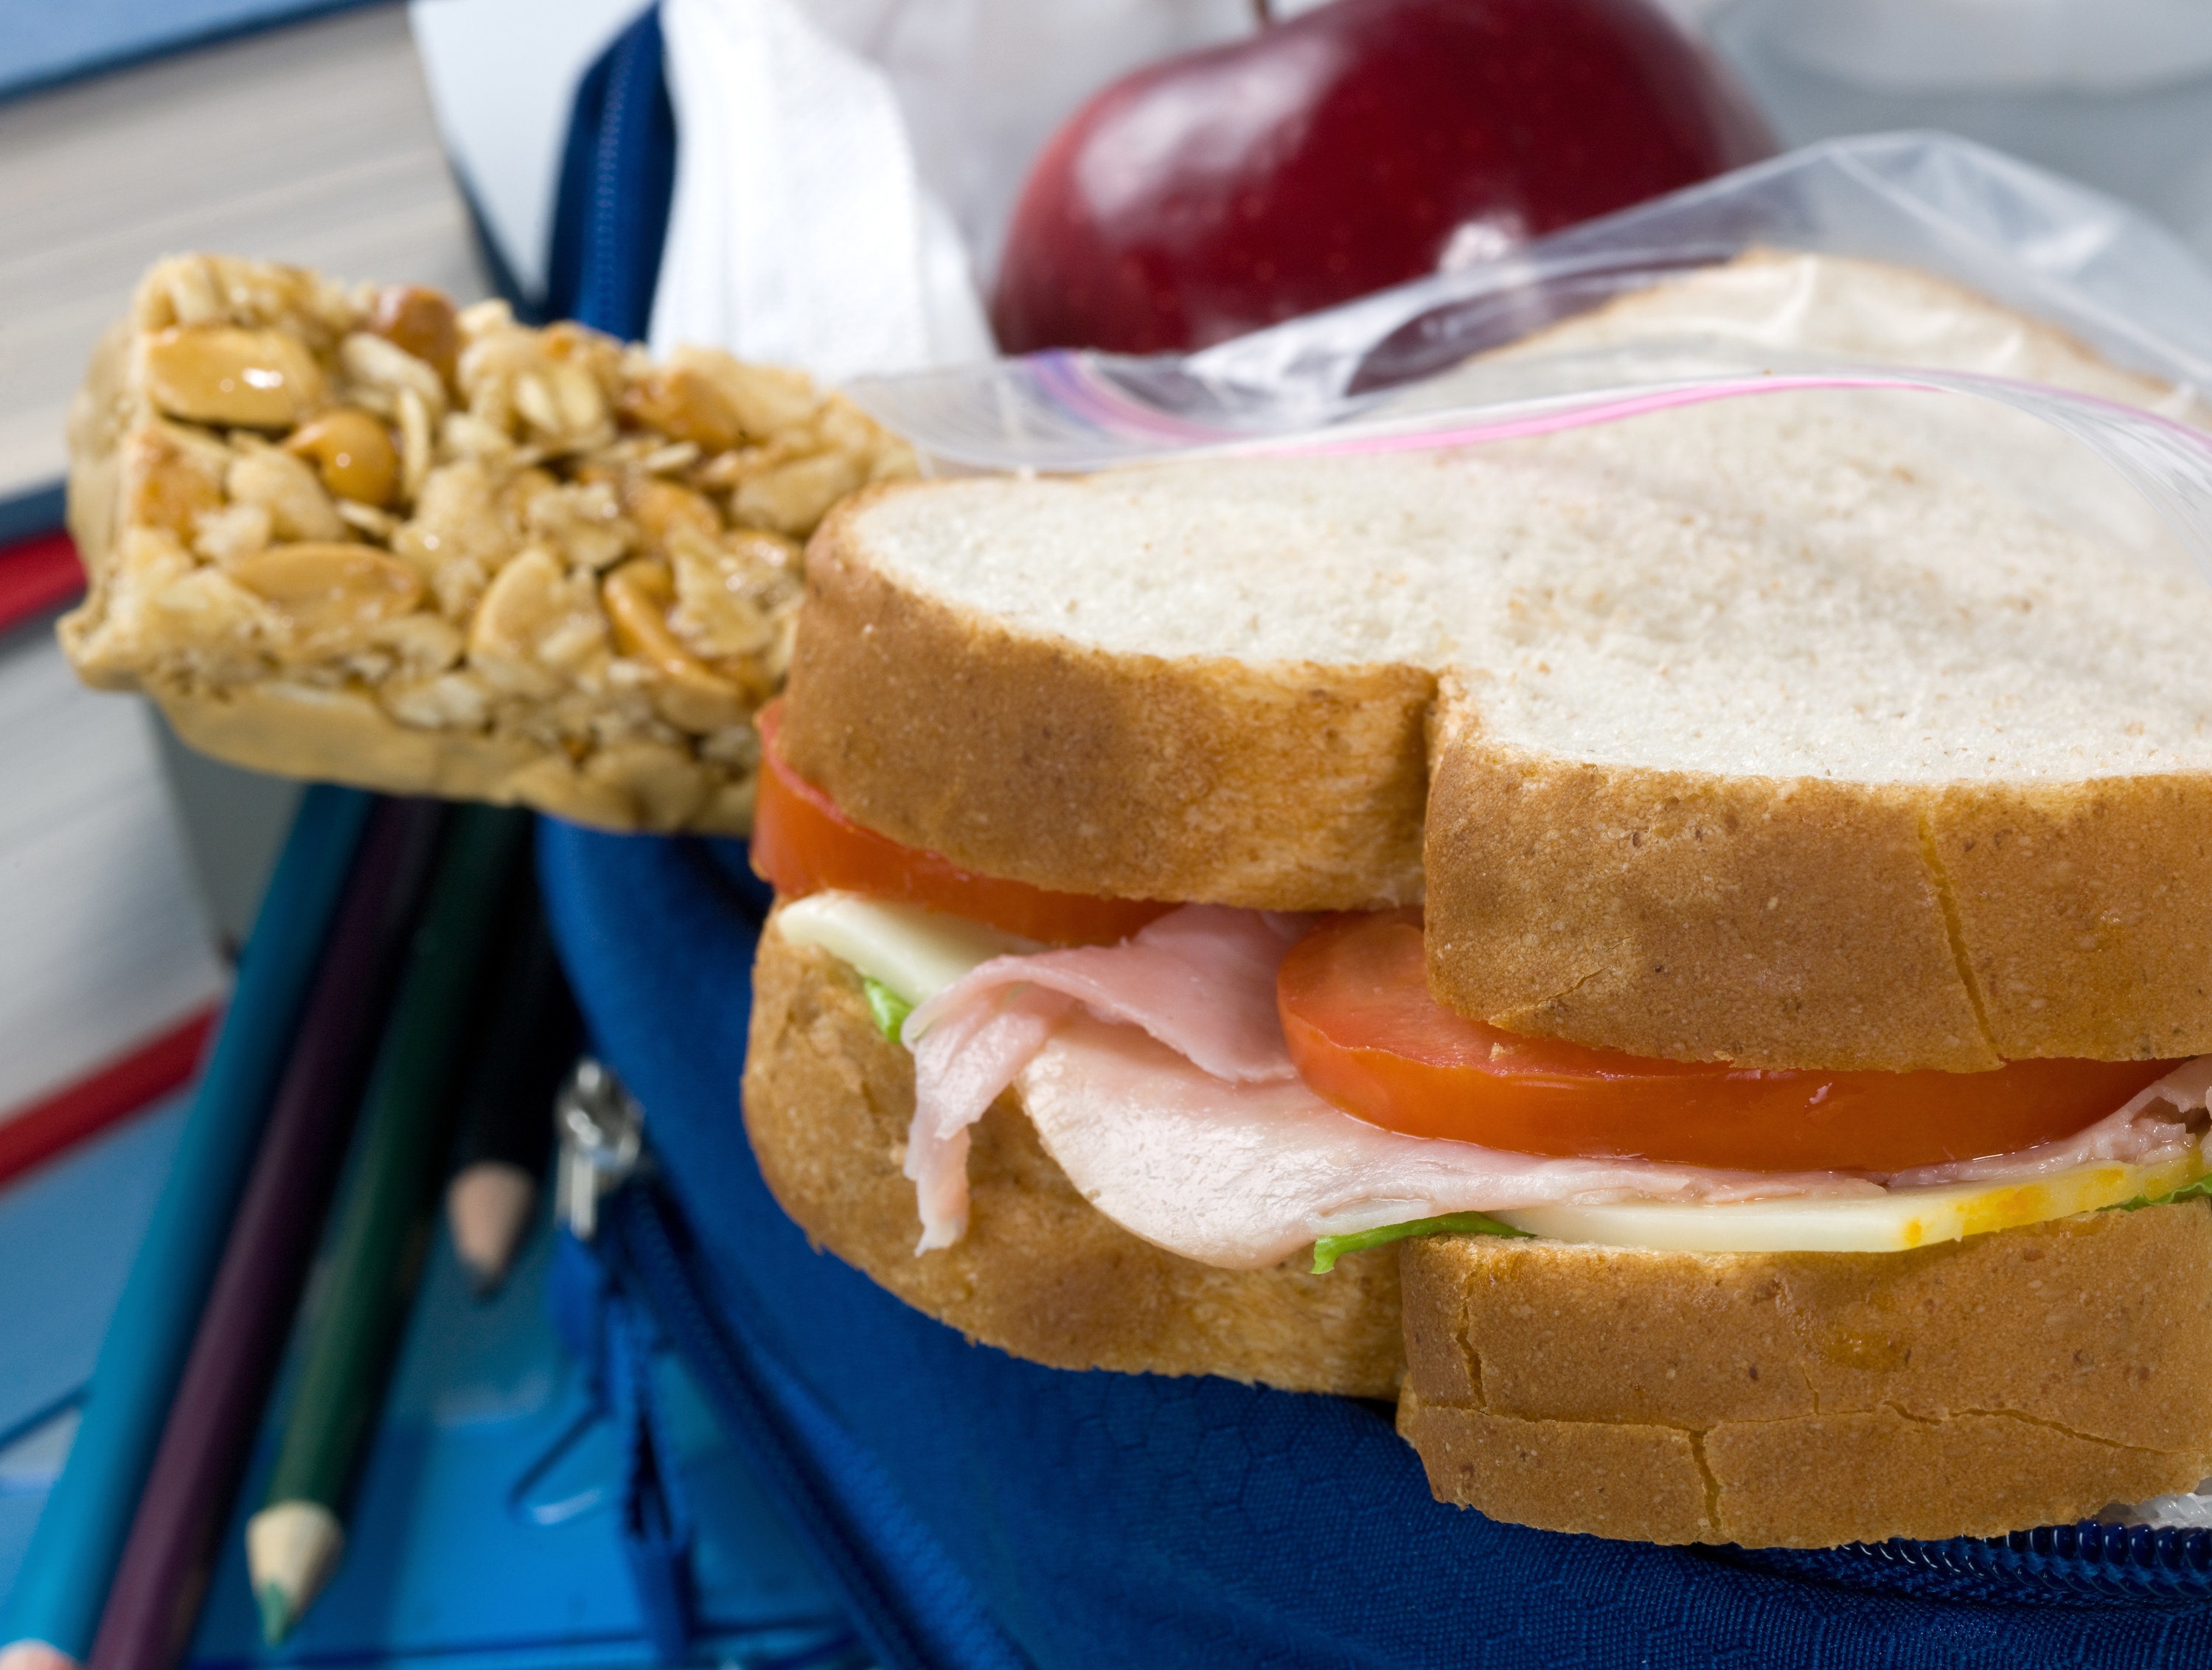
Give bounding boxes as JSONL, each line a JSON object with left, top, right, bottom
{"left": 1425, "top": 688, "right": 2212, "bottom": 1069}
{"left": 748, "top": 914, "right": 2212, "bottom": 1543}
{"left": 779, "top": 484, "right": 1434, "bottom": 911}
{"left": 1422, "top": 714, "right": 1993, "bottom": 1071}
{"left": 740, "top": 919, "right": 1406, "bottom": 1395}
{"left": 1398, "top": 1205, "right": 2212, "bottom": 1545}
{"left": 787, "top": 477, "right": 2212, "bottom": 1069}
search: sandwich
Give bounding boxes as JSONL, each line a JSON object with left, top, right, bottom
{"left": 62, "top": 253, "right": 915, "bottom": 832}
{"left": 740, "top": 252, "right": 2212, "bottom": 1548}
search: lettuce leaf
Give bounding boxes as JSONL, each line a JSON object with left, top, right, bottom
{"left": 862, "top": 976, "right": 914, "bottom": 1043}
{"left": 2108, "top": 1174, "right": 2212, "bottom": 1213}
{"left": 1310, "top": 1210, "right": 1531, "bottom": 1273}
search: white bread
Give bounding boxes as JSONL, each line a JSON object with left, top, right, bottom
{"left": 1423, "top": 247, "right": 2210, "bottom": 425}
{"left": 751, "top": 251, "right": 2212, "bottom": 1550}
{"left": 1398, "top": 1204, "right": 2212, "bottom": 1545}
{"left": 742, "top": 919, "right": 1407, "bottom": 1397}
{"left": 781, "top": 261, "right": 2212, "bottom": 1070}
{"left": 740, "top": 911, "right": 2212, "bottom": 1545}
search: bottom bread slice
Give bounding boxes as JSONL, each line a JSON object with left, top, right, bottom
{"left": 1399, "top": 1214, "right": 2212, "bottom": 1546}
{"left": 741, "top": 921, "right": 1405, "bottom": 1396}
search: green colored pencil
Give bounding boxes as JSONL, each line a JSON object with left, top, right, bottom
{"left": 244, "top": 805, "right": 529, "bottom": 1643}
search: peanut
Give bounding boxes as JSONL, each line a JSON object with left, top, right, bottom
{"left": 625, "top": 477, "right": 722, "bottom": 558}
{"left": 229, "top": 542, "right": 425, "bottom": 660}
{"left": 143, "top": 326, "right": 326, "bottom": 428}
{"left": 515, "top": 362, "right": 608, "bottom": 445}
{"left": 159, "top": 257, "right": 225, "bottom": 329}
{"left": 283, "top": 408, "right": 397, "bottom": 506}
{"left": 468, "top": 547, "right": 609, "bottom": 697}
{"left": 86, "top": 254, "right": 927, "bottom": 837}
{"left": 672, "top": 348, "right": 818, "bottom": 436}
{"left": 731, "top": 450, "right": 864, "bottom": 537}
{"left": 524, "top": 481, "right": 633, "bottom": 571}
{"left": 366, "top": 285, "right": 459, "bottom": 386}
{"left": 340, "top": 333, "right": 447, "bottom": 422}
{"left": 396, "top": 388, "right": 433, "bottom": 506}
{"left": 121, "top": 423, "right": 229, "bottom": 537}
{"left": 227, "top": 446, "right": 344, "bottom": 543}
{"left": 393, "top": 461, "right": 518, "bottom": 613}
{"left": 191, "top": 503, "right": 273, "bottom": 564}
{"left": 618, "top": 366, "right": 743, "bottom": 453}
{"left": 602, "top": 558, "right": 748, "bottom": 733}
{"left": 666, "top": 527, "right": 794, "bottom": 667}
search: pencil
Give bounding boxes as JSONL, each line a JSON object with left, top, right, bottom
{"left": 246, "top": 805, "right": 529, "bottom": 1643}
{"left": 80, "top": 797, "right": 445, "bottom": 1670}
{"left": 0, "top": 784, "right": 374, "bottom": 1670}
{"left": 445, "top": 877, "right": 580, "bottom": 1293}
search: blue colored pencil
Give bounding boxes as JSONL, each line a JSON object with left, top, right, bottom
{"left": 0, "top": 786, "right": 372, "bottom": 1670}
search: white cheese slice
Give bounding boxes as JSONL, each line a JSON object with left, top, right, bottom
{"left": 774, "top": 891, "right": 1037, "bottom": 1008}
{"left": 1492, "top": 1147, "right": 2208, "bottom": 1253}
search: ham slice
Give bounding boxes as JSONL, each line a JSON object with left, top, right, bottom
{"left": 898, "top": 903, "right": 2209, "bottom": 1266}
{"left": 1018, "top": 1016, "right": 1885, "bottom": 1269}
{"left": 1893, "top": 1055, "right": 2212, "bottom": 1186}
{"left": 900, "top": 906, "right": 1308, "bottom": 1250}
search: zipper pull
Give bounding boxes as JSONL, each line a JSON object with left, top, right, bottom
{"left": 555, "top": 1057, "right": 643, "bottom": 1241}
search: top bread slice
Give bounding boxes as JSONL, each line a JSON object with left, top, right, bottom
{"left": 776, "top": 254, "right": 2212, "bottom": 1071}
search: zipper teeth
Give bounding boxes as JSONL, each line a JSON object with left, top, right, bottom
{"left": 1757, "top": 1520, "right": 2212, "bottom": 1605}
{"left": 580, "top": 26, "right": 637, "bottom": 335}
{"left": 618, "top": 1169, "right": 2212, "bottom": 1613}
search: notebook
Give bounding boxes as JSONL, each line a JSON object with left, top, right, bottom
{"left": 0, "top": 605, "right": 227, "bottom": 1174}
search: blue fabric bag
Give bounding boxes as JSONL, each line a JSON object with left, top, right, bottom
{"left": 538, "top": 13, "right": 2212, "bottom": 1664}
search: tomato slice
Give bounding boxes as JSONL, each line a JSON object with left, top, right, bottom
{"left": 1279, "top": 909, "right": 2181, "bottom": 1172}
{"left": 752, "top": 702, "right": 1171, "bottom": 946}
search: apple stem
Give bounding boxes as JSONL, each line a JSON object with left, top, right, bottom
{"left": 1251, "top": 0, "right": 1272, "bottom": 24}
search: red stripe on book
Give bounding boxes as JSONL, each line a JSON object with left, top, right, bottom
{"left": 0, "top": 1006, "right": 220, "bottom": 1186}
{"left": 0, "top": 529, "right": 86, "bottom": 636}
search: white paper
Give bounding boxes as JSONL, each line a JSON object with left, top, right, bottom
{"left": 648, "top": 0, "right": 1257, "bottom": 379}
{"left": 650, "top": 0, "right": 994, "bottom": 380}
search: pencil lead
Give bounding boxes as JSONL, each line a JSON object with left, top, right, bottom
{"left": 255, "top": 1584, "right": 292, "bottom": 1648}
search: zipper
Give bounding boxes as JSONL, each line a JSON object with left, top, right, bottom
{"left": 1727, "top": 1515, "right": 2212, "bottom": 1605}
{"left": 574, "top": 7, "right": 673, "bottom": 342}
{"left": 555, "top": 1057, "right": 644, "bottom": 1242}
{"left": 599, "top": 1170, "right": 1035, "bottom": 1670}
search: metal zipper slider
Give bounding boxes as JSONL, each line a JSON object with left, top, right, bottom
{"left": 555, "top": 1056, "right": 643, "bottom": 1241}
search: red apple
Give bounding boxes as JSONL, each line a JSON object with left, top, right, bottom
{"left": 991, "top": 0, "right": 1775, "bottom": 355}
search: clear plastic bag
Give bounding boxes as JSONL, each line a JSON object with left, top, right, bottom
{"left": 846, "top": 131, "right": 2212, "bottom": 576}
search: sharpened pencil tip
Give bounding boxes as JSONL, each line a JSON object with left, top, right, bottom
{"left": 447, "top": 1163, "right": 538, "bottom": 1295}
{"left": 246, "top": 1500, "right": 344, "bottom": 1645}
{"left": 0, "top": 1641, "right": 82, "bottom": 1670}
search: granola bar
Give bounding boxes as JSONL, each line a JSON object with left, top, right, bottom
{"left": 63, "top": 254, "right": 916, "bottom": 833}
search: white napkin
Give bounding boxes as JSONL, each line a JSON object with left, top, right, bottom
{"left": 647, "top": 0, "right": 1253, "bottom": 380}
{"left": 650, "top": 0, "right": 993, "bottom": 381}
